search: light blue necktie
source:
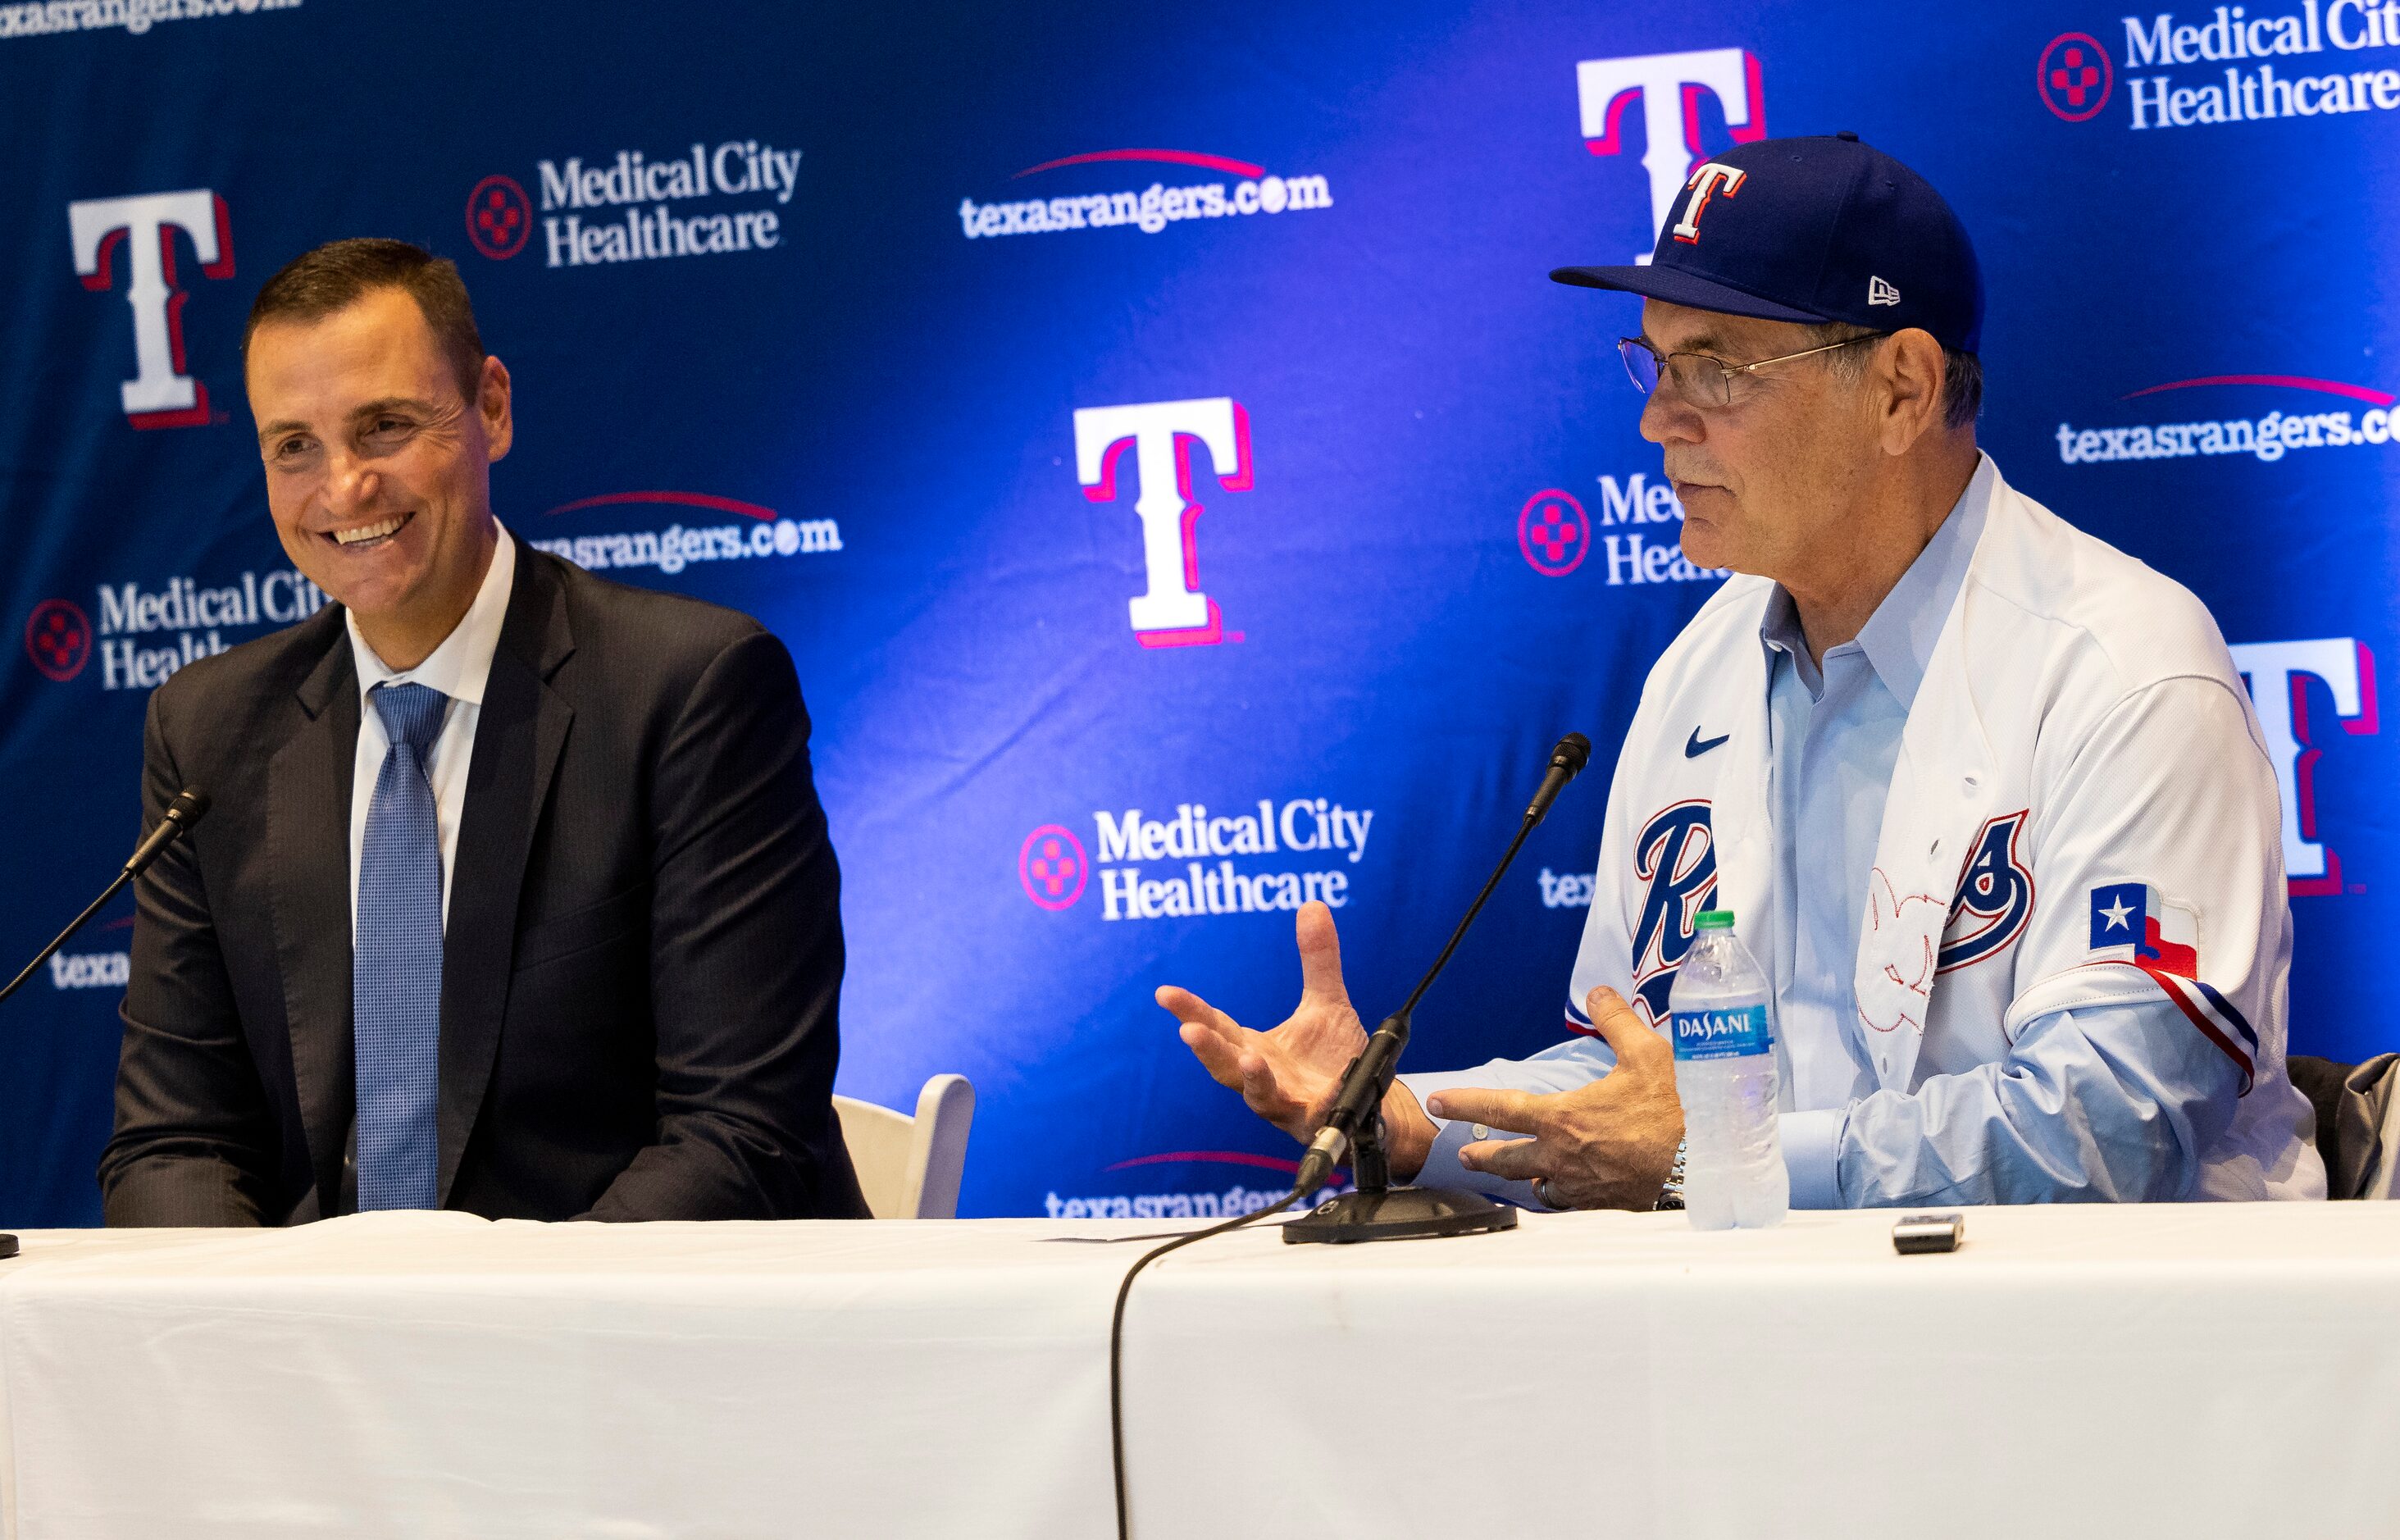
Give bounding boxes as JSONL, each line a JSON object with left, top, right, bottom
{"left": 354, "top": 681, "right": 449, "bottom": 1211}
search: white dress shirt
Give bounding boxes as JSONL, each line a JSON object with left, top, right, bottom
{"left": 346, "top": 529, "right": 516, "bottom": 937}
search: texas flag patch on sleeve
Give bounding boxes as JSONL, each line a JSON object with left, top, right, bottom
{"left": 2086, "top": 880, "right": 2254, "bottom": 1092}
{"left": 2087, "top": 882, "right": 2199, "bottom": 977}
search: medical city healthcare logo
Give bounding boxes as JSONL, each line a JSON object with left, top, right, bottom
{"left": 1074, "top": 397, "right": 1251, "bottom": 647}
{"left": 1019, "top": 797, "right": 1378, "bottom": 921}
{"left": 465, "top": 175, "right": 533, "bottom": 260}
{"left": 25, "top": 600, "right": 90, "bottom": 682}
{"left": 1517, "top": 472, "right": 1730, "bottom": 587}
{"left": 1576, "top": 47, "right": 1766, "bottom": 262}
{"left": 1019, "top": 826, "right": 1089, "bottom": 911}
{"left": 959, "top": 148, "right": 1332, "bottom": 241}
{"left": 2039, "top": 32, "right": 2117, "bottom": 117}
{"left": 2046, "top": 7, "right": 2400, "bottom": 129}
{"left": 68, "top": 189, "right": 235, "bottom": 430}
{"left": 1519, "top": 491, "right": 1590, "bottom": 577}
{"left": 468, "top": 137, "right": 804, "bottom": 270}
{"left": 25, "top": 566, "right": 328, "bottom": 692}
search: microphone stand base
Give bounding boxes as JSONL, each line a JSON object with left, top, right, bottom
{"left": 1282, "top": 1186, "right": 1518, "bottom": 1245}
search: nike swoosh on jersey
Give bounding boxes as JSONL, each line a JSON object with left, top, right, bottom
{"left": 1684, "top": 727, "right": 1730, "bottom": 758}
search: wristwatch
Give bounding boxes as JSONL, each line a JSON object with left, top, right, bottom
{"left": 1654, "top": 1138, "right": 1688, "bottom": 1211}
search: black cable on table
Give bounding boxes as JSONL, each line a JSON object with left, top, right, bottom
{"left": 1109, "top": 1191, "right": 1300, "bottom": 1540}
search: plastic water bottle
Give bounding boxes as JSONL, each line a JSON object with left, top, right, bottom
{"left": 1668, "top": 909, "right": 1788, "bottom": 1230}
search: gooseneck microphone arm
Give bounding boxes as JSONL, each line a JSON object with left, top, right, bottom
{"left": 0, "top": 788, "right": 209, "bottom": 1009}
{"left": 1290, "top": 732, "right": 1592, "bottom": 1201}
{"left": 1107, "top": 734, "right": 1593, "bottom": 1539}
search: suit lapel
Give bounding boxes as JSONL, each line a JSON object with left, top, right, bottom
{"left": 436, "top": 549, "right": 576, "bottom": 1203}
{"left": 268, "top": 620, "right": 361, "bottom": 1208}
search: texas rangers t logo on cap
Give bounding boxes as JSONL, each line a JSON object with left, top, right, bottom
{"left": 1550, "top": 134, "right": 1986, "bottom": 357}
{"left": 1670, "top": 162, "right": 1746, "bottom": 244}
{"left": 2088, "top": 882, "right": 2198, "bottom": 977}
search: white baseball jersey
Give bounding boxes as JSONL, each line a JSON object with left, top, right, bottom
{"left": 1403, "top": 459, "right": 2324, "bottom": 1205}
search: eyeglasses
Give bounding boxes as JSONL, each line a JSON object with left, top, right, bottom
{"left": 1618, "top": 331, "right": 1888, "bottom": 410}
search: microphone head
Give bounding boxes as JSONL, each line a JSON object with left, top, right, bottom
{"left": 122, "top": 788, "right": 212, "bottom": 880}
{"left": 1551, "top": 733, "right": 1592, "bottom": 777}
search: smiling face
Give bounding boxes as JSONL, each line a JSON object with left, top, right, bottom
{"left": 1636, "top": 298, "right": 1884, "bottom": 585}
{"left": 247, "top": 286, "right": 512, "bottom": 668}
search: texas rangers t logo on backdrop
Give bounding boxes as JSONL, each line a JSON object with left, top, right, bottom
{"left": 69, "top": 190, "right": 235, "bottom": 429}
{"left": 1577, "top": 48, "right": 1765, "bottom": 262}
{"left": 1626, "top": 800, "right": 1717, "bottom": 1023}
{"left": 1073, "top": 396, "right": 1251, "bottom": 647}
{"left": 2229, "top": 637, "right": 2378, "bottom": 895}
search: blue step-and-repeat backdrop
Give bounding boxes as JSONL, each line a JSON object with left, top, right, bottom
{"left": 3, "top": 0, "right": 2393, "bottom": 1223}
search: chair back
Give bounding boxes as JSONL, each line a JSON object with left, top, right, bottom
{"left": 2289, "top": 1053, "right": 2400, "bottom": 1199}
{"left": 833, "top": 1073, "right": 976, "bottom": 1219}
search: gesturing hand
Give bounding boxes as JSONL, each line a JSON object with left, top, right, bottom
{"left": 1427, "top": 986, "right": 1684, "bottom": 1210}
{"left": 1158, "top": 900, "right": 1437, "bottom": 1178}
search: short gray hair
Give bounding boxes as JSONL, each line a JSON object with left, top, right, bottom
{"left": 1806, "top": 321, "right": 1981, "bottom": 431}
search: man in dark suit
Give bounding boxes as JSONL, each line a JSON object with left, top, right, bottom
{"left": 100, "top": 239, "right": 868, "bottom": 1223}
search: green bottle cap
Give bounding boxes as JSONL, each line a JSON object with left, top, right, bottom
{"left": 1694, "top": 909, "right": 1736, "bottom": 929}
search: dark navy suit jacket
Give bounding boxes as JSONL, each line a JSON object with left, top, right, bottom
{"left": 101, "top": 540, "right": 868, "bottom": 1223}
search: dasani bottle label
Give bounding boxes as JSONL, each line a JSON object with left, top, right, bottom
{"left": 1669, "top": 1004, "right": 1772, "bottom": 1060}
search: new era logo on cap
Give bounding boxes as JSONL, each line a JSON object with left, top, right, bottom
{"left": 1550, "top": 133, "right": 1983, "bottom": 355}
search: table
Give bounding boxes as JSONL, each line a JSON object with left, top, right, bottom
{"left": 2, "top": 1205, "right": 2396, "bottom": 1538}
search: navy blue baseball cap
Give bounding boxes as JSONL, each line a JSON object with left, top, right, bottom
{"left": 1553, "top": 133, "right": 1983, "bottom": 354}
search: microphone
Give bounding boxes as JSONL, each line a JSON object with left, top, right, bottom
{"left": 1292, "top": 1019, "right": 1403, "bottom": 1201}
{"left": 1106, "top": 736, "right": 1596, "bottom": 1529}
{"left": 0, "top": 788, "right": 209, "bottom": 1009}
{"left": 1290, "top": 734, "right": 1593, "bottom": 1205}
{"left": 1527, "top": 732, "right": 1592, "bottom": 825}
{"left": 123, "top": 788, "right": 211, "bottom": 880}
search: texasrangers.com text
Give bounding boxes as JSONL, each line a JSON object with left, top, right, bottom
{"left": 530, "top": 517, "right": 842, "bottom": 576}
{"left": 0, "top": 0, "right": 297, "bottom": 39}
{"left": 959, "top": 174, "right": 1332, "bottom": 239}
{"left": 2055, "top": 405, "right": 2400, "bottom": 463}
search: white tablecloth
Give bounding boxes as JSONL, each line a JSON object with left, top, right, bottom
{"left": 2, "top": 1204, "right": 2395, "bottom": 1538}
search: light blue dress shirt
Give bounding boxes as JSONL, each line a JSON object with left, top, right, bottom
{"left": 1760, "top": 471, "right": 1984, "bottom": 1205}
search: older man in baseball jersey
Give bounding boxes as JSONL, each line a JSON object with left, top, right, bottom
{"left": 1161, "top": 134, "right": 2324, "bottom": 1210}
